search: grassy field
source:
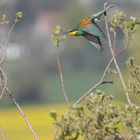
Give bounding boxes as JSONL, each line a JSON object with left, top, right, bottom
{"left": 0, "top": 104, "right": 67, "bottom": 140}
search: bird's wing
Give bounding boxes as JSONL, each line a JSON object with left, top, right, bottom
{"left": 83, "top": 32, "right": 103, "bottom": 52}
{"left": 78, "top": 4, "right": 115, "bottom": 26}
{"left": 80, "top": 23, "right": 106, "bottom": 39}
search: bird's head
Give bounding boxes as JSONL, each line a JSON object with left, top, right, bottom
{"left": 68, "top": 29, "right": 78, "bottom": 36}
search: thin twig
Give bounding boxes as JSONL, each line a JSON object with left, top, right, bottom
{"left": 56, "top": 47, "right": 70, "bottom": 107}
{"left": 1, "top": 85, "right": 39, "bottom": 140}
{"left": 0, "top": 83, "right": 10, "bottom": 93}
{"left": 0, "top": 67, "right": 7, "bottom": 100}
{"left": 74, "top": 37, "right": 130, "bottom": 106}
{"left": 104, "top": 2, "right": 132, "bottom": 105}
{"left": 0, "top": 23, "right": 16, "bottom": 65}
{"left": 0, "top": 22, "right": 39, "bottom": 140}
{"left": 113, "top": 29, "right": 117, "bottom": 54}
{"left": 0, "top": 85, "right": 39, "bottom": 140}
{"left": 52, "top": 46, "right": 71, "bottom": 140}
{"left": 0, "top": 23, "right": 16, "bottom": 100}
{"left": 0, "top": 127, "right": 6, "bottom": 140}
{"left": 73, "top": 81, "right": 112, "bottom": 106}
{"left": 52, "top": 128, "right": 59, "bottom": 140}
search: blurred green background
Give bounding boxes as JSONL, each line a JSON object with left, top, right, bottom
{"left": 0, "top": 0, "right": 139, "bottom": 106}
{"left": 0, "top": 0, "right": 140, "bottom": 139}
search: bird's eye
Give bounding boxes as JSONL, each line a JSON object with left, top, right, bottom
{"left": 94, "top": 17, "right": 101, "bottom": 22}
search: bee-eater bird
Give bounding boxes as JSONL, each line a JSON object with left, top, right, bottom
{"left": 68, "top": 5, "right": 114, "bottom": 52}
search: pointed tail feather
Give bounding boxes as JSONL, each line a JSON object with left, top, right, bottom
{"left": 89, "top": 41, "right": 103, "bottom": 52}
{"left": 83, "top": 33, "right": 103, "bottom": 52}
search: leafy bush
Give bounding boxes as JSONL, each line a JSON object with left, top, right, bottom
{"left": 52, "top": 88, "right": 140, "bottom": 139}
{"left": 50, "top": 56, "right": 140, "bottom": 140}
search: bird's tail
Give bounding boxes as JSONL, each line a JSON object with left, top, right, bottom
{"left": 83, "top": 33, "right": 103, "bottom": 52}
{"left": 89, "top": 41, "right": 103, "bottom": 52}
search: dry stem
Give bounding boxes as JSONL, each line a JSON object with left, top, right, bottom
{"left": 0, "top": 23, "right": 16, "bottom": 100}
{"left": 0, "top": 67, "right": 7, "bottom": 100}
{"left": 104, "top": 2, "right": 132, "bottom": 105}
{"left": 56, "top": 47, "right": 70, "bottom": 107}
{"left": 52, "top": 46, "right": 71, "bottom": 139}
{"left": 0, "top": 127, "right": 6, "bottom": 140}
{"left": 0, "top": 85, "right": 39, "bottom": 140}
{"left": 0, "top": 22, "right": 39, "bottom": 140}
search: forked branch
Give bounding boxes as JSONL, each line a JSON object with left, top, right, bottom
{"left": 0, "top": 23, "right": 16, "bottom": 100}
{"left": 52, "top": 16, "right": 131, "bottom": 140}
{"left": 0, "top": 22, "right": 39, "bottom": 140}
{"left": 104, "top": 2, "right": 132, "bottom": 105}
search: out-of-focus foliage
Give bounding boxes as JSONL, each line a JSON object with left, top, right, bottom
{"left": 15, "top": 11, "right": 24, "bottom": 23}
{"left": 52, "top": 25, "right": 67, "bottom": 47}
{"left": 107, "top": 68, "right": 118, "bottom": 81}
{"left": 127, "top": 57, "right": 140, "bottom": 96}
{"left": 0, "top": 11, "right": 23, "bottom": 25}
{"left": 108, "top": 11, "right": 126, "bottom": 28}
{"left": 51, "top": 91, "right": 140, "bottom": 140}
{"left": 1, "top": 14, "right": 9, "bottom": 25}
{"left": 49, "top": 110, "right": 57, "bottom": 121}
{"left": 123, "top": 17, "right": 140, "bottom": 39}
{"left": 108, "top": 11, "right": 140, "bottom": 39}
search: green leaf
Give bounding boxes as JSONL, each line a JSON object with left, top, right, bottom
{"left": 49, "top": 110, "right": 57, "bottom": 120}
{"left": 15, "top": 11, "right": 24, "bottom": 22}
{"left": 1, "top": 14, "right": 9, "bottom": 25}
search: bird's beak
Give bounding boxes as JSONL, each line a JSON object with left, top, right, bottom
{"left": 68, "top": 31, "right": 77, "bottom": 36}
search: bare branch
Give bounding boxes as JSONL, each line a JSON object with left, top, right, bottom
{"left": 104, "top": 2, "right": 132, "bottom": 105}
{"left": 73, "top": 37, "right": 130, "bottom": 107}
{"left": 0, "top": 127, "right": 6, "bottom": 140}
{"left": 0, "top": 23, "right": 16, "bottom": 100}
{"left": 73, "top": 81, "right": 112, "bottom": 106}
{"left": 0, "top": 23, "right": 16, "bottom": 65}
{"left": 0, "top": 22, "right": 39, "bottom": 140}
{"left": 52, "top": 61, "right": 113, "bottom": 140}
{"left": 56, "top": 47, "right": 70, "bottom": 107}
{"left": 0, "top": 67, "right": 7, "bottom": 100}
{"left": 113, "top": 29, "right": 117, "bottom": 54}
{"left": 0, "top": 85, "right": 39, "bottom": 140}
